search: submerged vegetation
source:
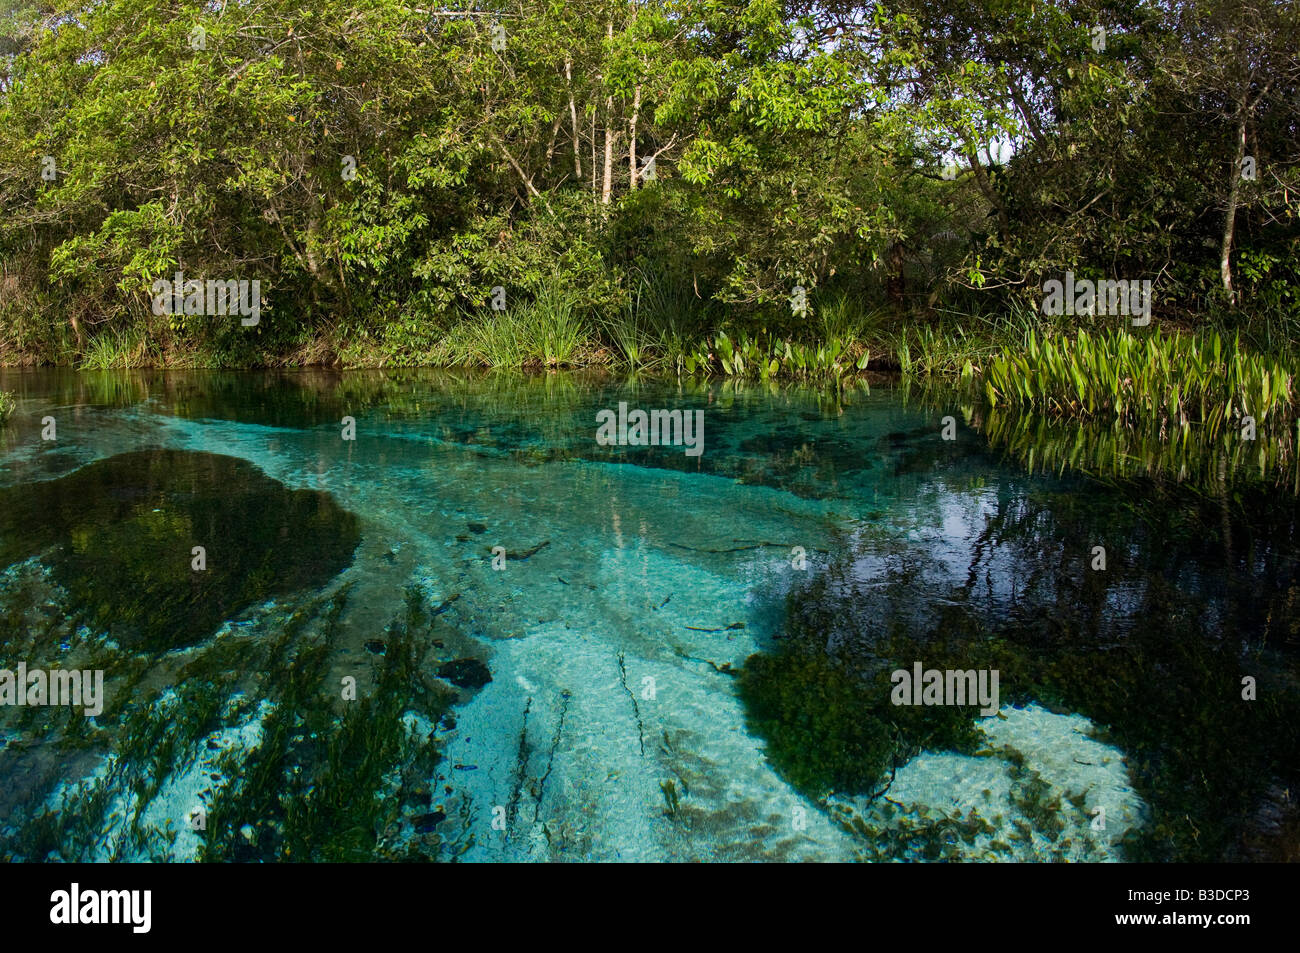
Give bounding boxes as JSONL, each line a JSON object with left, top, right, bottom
{"left": 0, "top": 452, "right": 472, "bottom": 864}
{"left": 741, "top": 473, "right": 1300, "bottom": 862}
{"left": 0, "top": 450, "right": 360, "bottom": 652}
{"left": 0, "top": 368, "right": 1297, "bottom": 861}
{"left": 738, "top": 645, "right": 982, "bottom": 798}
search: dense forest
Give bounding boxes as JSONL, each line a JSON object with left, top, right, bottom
{"left": 0, "top": 0, "right": 1297, "bottom": 372}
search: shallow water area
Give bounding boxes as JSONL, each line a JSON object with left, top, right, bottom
{"left": 0, "top": 367, "right": 1296, "bottom": 862}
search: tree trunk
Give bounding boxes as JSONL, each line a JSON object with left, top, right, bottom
{"left": 963, "top": 142, "right": 1008, "bottom": 238}
{"left": 565, "top": 58, "right": 581, "bottom": 180}
{"left": 601, "top": 24, "right": 615, "bottom": 205}
{"left": 1220, "top": 109, "right": 1248, "bottom": 306}
{"left": 887, "top": 241, "right": 906, "bottom": 312}
{"left": 628, "top": 84, "right": 640, "bottom": 190}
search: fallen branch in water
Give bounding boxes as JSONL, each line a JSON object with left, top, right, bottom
{"left": 669, "top": 540, "right": 830, "bottom": 555}
{"left": 684, "top": 621, "right": 745, "bottom": 632}
{"left": 672, "top": 647, "right": 739, "bottom": 676}
{"left": 492, "top": 540, "right": 552, "bottom": 560}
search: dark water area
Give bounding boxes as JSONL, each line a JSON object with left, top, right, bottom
{"left": 0, "top": 367, "right": 1296, "bottom": 861}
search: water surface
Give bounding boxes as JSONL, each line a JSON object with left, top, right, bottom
{"left": 0, "top": 368, "right": 1296, "bottom": 862}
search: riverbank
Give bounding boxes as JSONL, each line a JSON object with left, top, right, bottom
{"left": 6, "top": 309, "right": 1298, "bottom": 450}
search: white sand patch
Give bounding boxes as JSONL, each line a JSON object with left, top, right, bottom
{"left": 828, "top": 703, "right": 1146, "bottom": 861}
{"left": 435, "top": 545, "right": 857, "bottom": 862}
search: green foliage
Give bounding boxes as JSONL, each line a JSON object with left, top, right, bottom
{"left": 687, "top": 329, "right": 868, "bottom": 383}
{"left": 436, "top": 287, "right": 588, "bottom": 369}
{"left": 77, "top": 325, "right": 159, "bottom": 370}
{"left": 0, "top": 1, "right": 1297, "bottom": 367}
{"left": 0, "top": 391, "right": 13, "bottom": 424}
{"left": 984, "top": 329, "right": 1296, "bottom": 434}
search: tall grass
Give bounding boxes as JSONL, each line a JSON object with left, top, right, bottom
{"left": 437, "top": 288, "right": 588, "bottom": 368}
{"left": 889, "top": 302, "right": 1043, "bottom": 379}
{"left": 818, "top": 292, "right": 886, "bottom": 342}
{"left": 599, "top": 304, "right": 657, "bottom": 370}
{"left": 532, "top": 288, "right": 586, "bottom": 366}
{"left": 78, "top": 326, "right": 158, "bottom": 370}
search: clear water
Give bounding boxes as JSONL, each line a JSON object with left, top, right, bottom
{"left": 0, "top": 368, "right": 1297, "bottom": 862}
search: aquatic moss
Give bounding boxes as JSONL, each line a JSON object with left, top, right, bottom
{"left": 738, "top": 645, "right": 983, "bottom": 799}
{"left": 739, "top": 649, "right": 894, "bottom": 796}
{"left": 200, "top": 586, "right": 456, "bottom": 862}
{"left": 0, "top": 450, "right": 360, "bottom": 652}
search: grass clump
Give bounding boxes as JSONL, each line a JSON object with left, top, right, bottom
{"left": 0, "top": 391, "right": 13, "bottom": 424}
{"left": 437, "top": 287, "right": 588, "bottom": 368}
{"left": 78, "top": 326, "right": 159, "bottom": 370}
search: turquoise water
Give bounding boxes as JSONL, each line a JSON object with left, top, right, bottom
{"left": 0, "top": 368, "right": 1297, "bottom": 862}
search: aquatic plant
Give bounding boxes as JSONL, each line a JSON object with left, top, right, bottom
{"left": 738, "top": 648, "right": 896, "bottom": 796}
{"left": 685, "top": 330, "right": 870, "bottom": 382}
{"left": 743, "top": 482, "right": 1300, "bottom": 862}
{"left": 738, "top": 642, "right": 983, "bottom": 799}
{"left": 0, "top": 391, "right": 13, "bottom": 424}
{"left": 0, "top": 450, "right": 361, "bottom": 652}
{"left": 984, "top": 329, "right": 1296, "bottom": 433}
{"left": 196, "top": 586, "right": 460, "bottom": 862}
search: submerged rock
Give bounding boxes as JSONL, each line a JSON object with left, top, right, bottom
{"left": 413, "top": 810, "right": 446, "bottom": 833}
{"left": 437, "top": 658, "right": 492, "bottom": 689}
{"left": 0, "top": 450, "right": 360, "bottom": 652}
